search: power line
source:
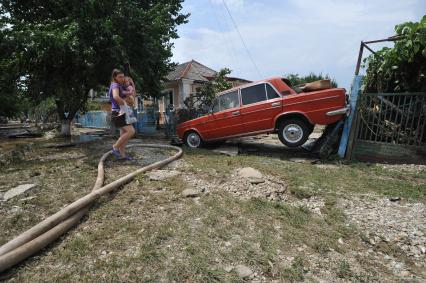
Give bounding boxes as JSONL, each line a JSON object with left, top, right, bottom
{"left": 208, "top": 0, "right": 241, "bottom": 72}
{"left": 221, "top": 0, "right": 262, "bottom": 78}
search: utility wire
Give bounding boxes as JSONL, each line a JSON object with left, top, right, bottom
{"left": 221, "top": 0, "right": 262, "bottom": 78}
{"left": 208, "top": 0, "right": 241, "bottom": 72}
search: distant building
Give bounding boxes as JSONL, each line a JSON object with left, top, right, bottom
{"left": 160, "top": 59, "right": 251, "bottom": 112}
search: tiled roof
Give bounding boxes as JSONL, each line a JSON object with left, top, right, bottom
{"left": 166, "top": 60, "right": 217, "bottom": 82}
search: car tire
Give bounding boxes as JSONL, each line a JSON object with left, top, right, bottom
{"left": 278, "top": 119, "right": 311, "bottom": 147}
{"left": 184, "top": 131, "right": 203, "bottom": 149}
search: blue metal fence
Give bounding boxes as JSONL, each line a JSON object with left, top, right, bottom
{"left": 75, "top": 111, "right": 109, "bottom": 129}
{"left": 75, "top": 109, "right": 158, "bottom": 134}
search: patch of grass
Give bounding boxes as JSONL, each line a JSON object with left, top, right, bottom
{"left": 2, "top": 142, "right": 424, "bottom": 282}
{"left": 337, "top": 260, "right": 352, "bottom": 279}
{"left": 281, "top": 256, "right": 307, "bottom": 282}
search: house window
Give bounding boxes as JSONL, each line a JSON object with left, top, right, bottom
{"left": 241, "top": 84, "right": 267, "bottom": 105}
{"left": 266, "top": 84, "right": 280, "bottom": 99}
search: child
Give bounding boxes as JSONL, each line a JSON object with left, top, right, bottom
{"left": 123, "top": 76, "right": 136, "bottom": 108}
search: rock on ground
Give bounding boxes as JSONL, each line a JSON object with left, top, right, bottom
{"left": 3, "top": 184, "right": 36, "bottom": 201}
{"left": 147, "top": 170, "right": 180, "bottom": 181}
{"left": 237, "top": 167, "right": 265, "bottom": 184}
{"left": 237, "top": 167, "right": 263, "bottom": 179}
{"left": 182, "top": 189, "right": 201, "bottom": 198}
{"left": 233, "top": 264, "right": 253, "bottom": 279}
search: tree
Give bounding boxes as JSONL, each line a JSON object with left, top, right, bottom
{"left": 284, "top": 73, "right": 338, "bottom": 88}
{"left": 0, "top": 0, "right": 188, "bottom": 135}
{"left": 184, "top": 68, "right": 232, "bottom": 111}
{"left": 362, "top": 16, "right": 426, "bottom": 92}
{"left": 178, "top": 68, "right": 233, "bottom": 123}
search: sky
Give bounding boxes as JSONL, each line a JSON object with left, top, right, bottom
{"left": 171, "top": 0, "right": 426, "bottom": 90}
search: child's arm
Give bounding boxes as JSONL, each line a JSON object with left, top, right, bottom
{"left": 123, "top": 87, "right": 133, "bottom": 96}
{"left": 126, "top": 86, "right": 135, "bottom": 97}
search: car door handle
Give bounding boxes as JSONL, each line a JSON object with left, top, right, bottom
{"left": 271, "top": 102, "right": 281, "bottom": 107}
{"left": 232, "top": 111, "right": 240, "bottom": 116}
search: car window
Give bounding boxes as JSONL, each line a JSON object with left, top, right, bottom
{"left": 212, "top": 98, "right": 220, "bottom": 113}
{"left": 219, "top": 91, "right": 239, "bottom": 111}
{"left": 241, "top": 84, "right": 267, "bottom": 105}
{"left": 266, "top": 84, "right": 280, "bottom": 99}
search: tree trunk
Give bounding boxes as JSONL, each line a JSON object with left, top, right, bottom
{"left": 60, "top": 119, "right": 72, "bottom": 136}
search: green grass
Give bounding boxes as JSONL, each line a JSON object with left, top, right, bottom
{"left": 1, "top": 144, "right": 424, "bottom": 282}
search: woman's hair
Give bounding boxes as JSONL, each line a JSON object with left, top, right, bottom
{"left": 111, "top": 69, "right": 124, "bottom": 82}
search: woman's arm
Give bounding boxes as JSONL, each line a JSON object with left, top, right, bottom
{"left": 112, "top": 88, "right": 125, "bottom": 105}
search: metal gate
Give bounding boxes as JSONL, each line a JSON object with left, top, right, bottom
{"left": 352, "top": 92, "right": 426, "bottom": 163}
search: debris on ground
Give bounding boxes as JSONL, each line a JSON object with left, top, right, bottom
{"left": 340, "top": 196, "right": 426, "bottom": 262}
{"left": 212, "top": 145, "right": 239, "bottom": 157}
{"left": 2, "top": 184, "right": 37, "bottom": 201}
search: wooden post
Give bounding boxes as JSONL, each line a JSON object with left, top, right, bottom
{"left": 338, "top": 75, "right": 363, "bottom": 159}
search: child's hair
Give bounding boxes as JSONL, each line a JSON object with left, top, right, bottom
{"left": 111, "top": 69, "right": 124, "bottom": 82}
{"left": 125, "top": 76, "right": 135, "bottom": 87}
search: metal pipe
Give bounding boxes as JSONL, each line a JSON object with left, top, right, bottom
{"left": 0, "top": 144, "right": 183, "bottom": 273}
{"left": 355, "top": 41, "right": 364, "bottom": 75}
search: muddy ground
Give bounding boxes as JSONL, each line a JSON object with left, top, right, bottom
{"left": 0, "top": 131, "right": 425, "bottom": 282}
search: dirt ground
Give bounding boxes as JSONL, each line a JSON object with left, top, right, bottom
{"left": 0, "top": 131, "right": 425, "bottom": 282}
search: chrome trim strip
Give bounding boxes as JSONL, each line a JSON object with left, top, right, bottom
{"left": 326, "top": 106, "right": 350, "bottom": 116}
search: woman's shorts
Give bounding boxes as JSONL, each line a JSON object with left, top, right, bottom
{"left": 111, "top": 111, "right": 128, "bottom": 128}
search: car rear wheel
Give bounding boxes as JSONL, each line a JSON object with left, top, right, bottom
{"left": 278, "top": 119, "right": 310, "bottom": 147}
{"left": 184, "top": 131, "right": 203, "bottom": 149}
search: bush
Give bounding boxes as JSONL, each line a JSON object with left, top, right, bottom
{"left": 285, "top": 73, "right": 338, "bottom": 87}
{"left": 362, "top": 16, "right": 426, "bottom": 92}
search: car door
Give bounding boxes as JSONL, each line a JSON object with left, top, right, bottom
{"left": 201, "top": 90, "right": 243, "bottom": 140}
{"left": 239, "top": 83, "right": 282, "bottom": 133}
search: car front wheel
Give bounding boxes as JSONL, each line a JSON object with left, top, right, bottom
{"left": 184, "top": 131, "right": 203, "bottom": 149}
{"left": 278, "top": 119, "right": 310, "bottom": 147}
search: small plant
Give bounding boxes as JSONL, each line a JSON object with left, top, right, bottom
{"left": 337, "top": 260, "right": 352, "bottom": 278}
{"left": 281, "top": 256, "right": 307, "bottom": 282}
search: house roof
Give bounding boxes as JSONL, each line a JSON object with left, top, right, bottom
{"left": 166, "top": 60, "right": 216, "bottom": 82}
{"left": 166, "top": 59, "right": 250, "bottom": 83}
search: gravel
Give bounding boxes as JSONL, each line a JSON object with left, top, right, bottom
{"left": 340, "top": 196, "right": 426, "bottom": 263}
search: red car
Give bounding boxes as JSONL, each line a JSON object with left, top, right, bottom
{"left": 177, "top": 77, "right": 348, "bottom": 148}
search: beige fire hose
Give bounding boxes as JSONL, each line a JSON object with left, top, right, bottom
{"left": 0, "top": 144, "right": 183, "bottom": 273}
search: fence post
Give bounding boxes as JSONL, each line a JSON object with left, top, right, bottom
{"left": 338, "top": 75, "right": 363, "bottom": 159}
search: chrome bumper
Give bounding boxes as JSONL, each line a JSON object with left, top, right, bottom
{"left": 326, "top": 106, "right": 350, "bottom": 117}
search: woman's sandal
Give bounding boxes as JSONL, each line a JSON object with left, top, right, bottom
{"left": 117, "top": 156, "right": 133, "bottom": 161}
{"left": 111, "top": 147, "right": 121, "bottom": 158}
